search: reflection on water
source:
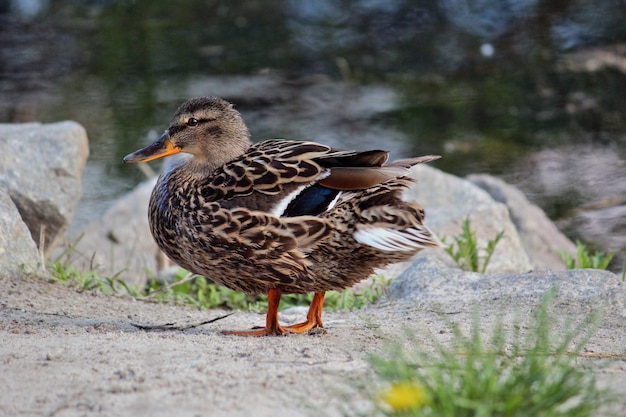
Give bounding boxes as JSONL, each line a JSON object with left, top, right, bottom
{"left": 0, "top": 0, "right": 624, "bottom": 264}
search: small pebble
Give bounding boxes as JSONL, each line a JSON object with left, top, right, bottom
{"left": 46, "top": 349, "right": 65, "bottom": 361}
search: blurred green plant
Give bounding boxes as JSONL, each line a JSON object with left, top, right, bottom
{"left": 558, "top": 241, "right": 615, "bottom": 270}
{"left": 443, "top": 218, "right": 504, "bottom": 273}
{"left": 360, "top": 290, "right": 611, "bottom": 417}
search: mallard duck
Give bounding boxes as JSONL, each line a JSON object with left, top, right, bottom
{"left": 123, "top": 96, "right": 441, "bottom": 336}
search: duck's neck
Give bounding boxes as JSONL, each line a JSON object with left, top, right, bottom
{"left": 183, "top": 138, "right": 252, "bottom": 177}
{"left": 163, "top": 149, "right": 245, "bottom": 181}
{"left": 177, "top": 157, "right": 222, "bottom": 178}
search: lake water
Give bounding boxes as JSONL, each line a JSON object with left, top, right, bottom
{"left": 1, "top": 0, "right": 624, "bottom": 268}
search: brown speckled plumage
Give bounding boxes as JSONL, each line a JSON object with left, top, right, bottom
{"left": 124, "top": 96, "right": 441, "bottom": 335}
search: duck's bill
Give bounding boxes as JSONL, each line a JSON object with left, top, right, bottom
{"left": 123, "top": 131, "right": 181, "bottom": 163}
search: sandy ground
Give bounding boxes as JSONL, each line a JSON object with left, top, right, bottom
{"left": 1, "top": 274, "right": 625, "bottom": 417}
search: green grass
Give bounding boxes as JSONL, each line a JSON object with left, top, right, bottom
{"left": 143, "top": 268, "right": 389, "bottom": 312}
{"left": 144, "top": 270, "right": 256, "bottom": 310}
{"left": 358, "top": 291, "right": 612, "bottom": 417}
{"left": 443, "top": 218, "right": 503, "bottom": 273}
{"left": 47, "top": 260, "right": 142, "bottom": 297}
{"left": 46, "top": 258, "right": 389, "bottom": 313}
{"left": 559, "top": 241, "right": 615, "bottom": 270}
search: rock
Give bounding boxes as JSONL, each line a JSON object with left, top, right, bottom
{"left": 467, "top": 173, "right": 577, "bottom": 270}
{"left": 0, "top": 187, "right": 44, "bottom": 278}
{"left": 405, "top": 165, "right": 533, "bottom": 273}
{"left": 390, "top": 255, "right": 625, "bottom": 314}
{"left": 0, "top": 122, "right": 89, "bottom": 255}
{"left": 64, "top": 178, "right": 160, "bottom": 288}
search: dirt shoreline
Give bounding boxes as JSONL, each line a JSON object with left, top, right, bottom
{"left": 2, "top": 274, "right": 625, "bottom": 417}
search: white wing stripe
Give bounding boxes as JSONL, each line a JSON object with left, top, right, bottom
{"left": 354, "top": 226, "right": 439, "bottom": 252}
{"left": 271, "top": 185, "right": 308, "bottom": 217}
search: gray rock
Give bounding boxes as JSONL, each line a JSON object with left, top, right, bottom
{"left": 467, "top": 173, "right": 577, "bottom": 270}
{"left": 390, "top": 255, "right": 625, "bottom": 314}
{"left": 65, "top": 178, "right": 161, "bottom": 287}
{"left": 406, "top": 165, "right": 533, "bottom": 273}
{"left": 0, "top": 122, "right": 89, "bottom": 255}
{"left": 0, "top": 187, "right": 44, "bottom": 278}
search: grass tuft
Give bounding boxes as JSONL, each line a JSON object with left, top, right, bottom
{"left": 356, "top": 290, "right": 613, "bottom": 417}
{"left": 559, "top": 241, "right": 615, "bottom": 270}
{"left": 47, "top": 260, "right": 142, "bottom": 297}
{"left": 145, "top": 269, "right": 389, "bottom": 312}
{"left": 46, "top": 256, "right": 389, "bottom": 313}
{"left": 443, "top": 217, "right": 503, "bottom": 273}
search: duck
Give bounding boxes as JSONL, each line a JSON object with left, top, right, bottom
{"left": 123, "top": 96, "right": 441, "bottom": 336}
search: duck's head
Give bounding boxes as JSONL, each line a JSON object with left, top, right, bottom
{"left": 123, "top": 96, "right": 251, "bottom": 170}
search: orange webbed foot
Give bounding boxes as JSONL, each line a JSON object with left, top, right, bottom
{"left": 222, "top": 290, "right": 326, "bottom": 337}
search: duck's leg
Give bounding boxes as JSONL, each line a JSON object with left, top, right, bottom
{"left": 223, "top": 288, "right": 286, "bottom": 336}
{"left": 284, "top": 291, "right": 325, "bottom": 333}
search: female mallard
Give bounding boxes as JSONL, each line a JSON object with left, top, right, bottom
{"left": 124, "top": 96, "right": 441, "bottom": 336}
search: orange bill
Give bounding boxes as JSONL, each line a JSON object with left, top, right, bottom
{"left": 123, "top": 131, "right": 181, "bottom": 163}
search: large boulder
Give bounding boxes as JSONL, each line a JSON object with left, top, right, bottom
{"left": 0, "top": 188, "right": 43, "bottom": 278}
{"left": 389, "top": 255, "right": 625, "bottom": 315}
{"left": 405, "top": 165, "right": 533, "bottom": 273}
{"left": 0, "top": 122, "right": 89, "bottom": 255}
{"left": 467, "top": 173, "right": 577, "bottom": 270}
{"left": 66, "top": 178, "right": 161, "bottom": 288}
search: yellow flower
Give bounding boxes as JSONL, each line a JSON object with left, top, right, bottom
{"left": 379, "top": 382, "right": 429, "bottom": 411}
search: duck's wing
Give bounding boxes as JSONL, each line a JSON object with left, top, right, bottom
{"left": 316, "top": 154, "right": 441, "bottom": 190}
{"left": 200, "top": 140, "right": 381, "bottom": 214}
{"left": 205, "top": 138, "right": 440, "bottom": 220}
{"left": 204, "top": 140, "right": 334, "bottom": 201}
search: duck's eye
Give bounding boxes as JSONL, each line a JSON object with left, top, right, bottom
{"left": 187, "top": 118, "right": 199, "bottom": 127}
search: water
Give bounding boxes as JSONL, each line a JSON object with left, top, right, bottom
{"left": 1, "top": 0, "right": 624, "bottom": 266}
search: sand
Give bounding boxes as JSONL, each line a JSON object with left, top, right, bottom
{"left": 1, "top": 274, "right": 624, "bottom": 417}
